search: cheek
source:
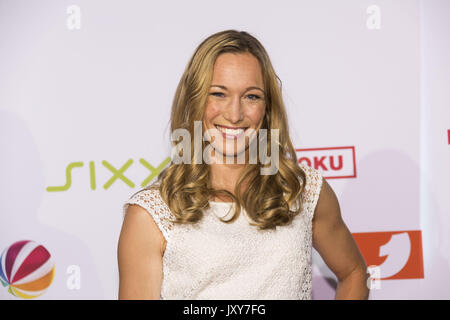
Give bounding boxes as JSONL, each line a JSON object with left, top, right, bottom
{"left": 246, "top": 105, "right": 266, "bottom": 125}
{"left": 203, "top": 102, "right": 221, "bottom": 127}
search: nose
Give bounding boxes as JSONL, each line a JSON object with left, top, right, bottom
{"left": 224, "top": 95, "right": 244, "bottom": 123}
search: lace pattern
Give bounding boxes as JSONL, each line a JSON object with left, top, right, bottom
{"left": 122, "top": 163, "right": 324, "bottom": 300}
{"left": 299, "top": 162, "right": 324, "bottom": 221}
{"left": 123, "top": 187, "right": 175, "bottom": 243}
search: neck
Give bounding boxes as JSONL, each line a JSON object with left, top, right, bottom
{"left": 209, "top": 152, "right": 251, "bottom": 201}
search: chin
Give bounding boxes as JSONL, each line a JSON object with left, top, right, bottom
{"left": 211, "top": 144, "right": 248, "bottom": 163}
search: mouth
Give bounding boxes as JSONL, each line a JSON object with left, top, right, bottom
{"left": 214, "top": 124, "right": 249, "bottom": 139}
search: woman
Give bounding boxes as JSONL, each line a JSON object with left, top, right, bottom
{"left": 118, "top": 30, "right": 369, "bottom": 300}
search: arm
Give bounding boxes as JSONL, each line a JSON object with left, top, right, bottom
{"left": 312, "top": 178, "right": 370, "bottom": 300}
{"left": 117, "top": 204, "right": 166, "bottom": 299}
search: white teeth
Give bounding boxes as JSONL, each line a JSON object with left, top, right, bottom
{"left": 216, "top": 125, "right": 245, "bottom": 136}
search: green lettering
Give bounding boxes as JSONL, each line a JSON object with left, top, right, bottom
{"left": 139, "top": 157, "right": 171, "bottom": 187}
{"left": 89, "top": 161, "right": 96, "bottom": 190}
{"left": 46, "top": 162, "right": 84, "bottom": 192}
{"left": 102, "top": 159, "right": 134, "bottom": 189}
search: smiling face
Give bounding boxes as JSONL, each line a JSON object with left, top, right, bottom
{"left": 203, "top": 52, "right": 266, "bottom": 160}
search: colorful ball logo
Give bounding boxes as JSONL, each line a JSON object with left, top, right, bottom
{"left": 0, "top": 240, "right": 55, "bottom": 299}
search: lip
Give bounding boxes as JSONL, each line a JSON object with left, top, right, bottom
{"left": 214, "top": 124, "right": 249, "bottom": 140}
{"left": 215, "top": 124, "right": 248, "bottom": 129}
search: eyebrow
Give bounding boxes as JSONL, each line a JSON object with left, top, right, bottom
{"left": 210, "top": 84, "right": 265, "bottom": 94}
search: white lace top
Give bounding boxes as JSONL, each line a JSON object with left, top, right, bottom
{"left": 122, "top": 163, "right": 323, "bottom": 300}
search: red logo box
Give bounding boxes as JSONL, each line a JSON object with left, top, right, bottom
{"left": 296, "top": 146, "right": 357, "bottom": 179}
{"left": 352, "top": 230, "right": 424, "bottom": 280}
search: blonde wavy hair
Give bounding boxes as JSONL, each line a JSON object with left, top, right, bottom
{"left": 147, "top": 29, "right": 307, "bottom": 230}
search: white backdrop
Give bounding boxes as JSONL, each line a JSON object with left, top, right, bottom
{"left": 0, "top": 0, "right": 449, "bottom": 299}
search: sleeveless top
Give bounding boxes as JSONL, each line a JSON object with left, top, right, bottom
{"left": 122, "top": 163, "right": 323, "bottom": 300}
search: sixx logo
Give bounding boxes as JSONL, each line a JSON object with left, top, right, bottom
{"left": 296, "top": 146, "right": 357, "bottom": 179}
{"left": 447, "top": 129, "right": 450, "bottom": 145}
{"left": 352, "top": 230, "right": 424, "bottom": 280}
{"left": 46, "top": 157, "right": 171, "bottom": 192}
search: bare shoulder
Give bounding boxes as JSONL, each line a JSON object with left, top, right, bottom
{"left": 120, "top": 204, "right": 166, "bottom": 255}
{"left": 312, "top": 177, "right": 341, "bottom": 225}
{"left": 117, "top": 204, "right": 165, "bottom": 299}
